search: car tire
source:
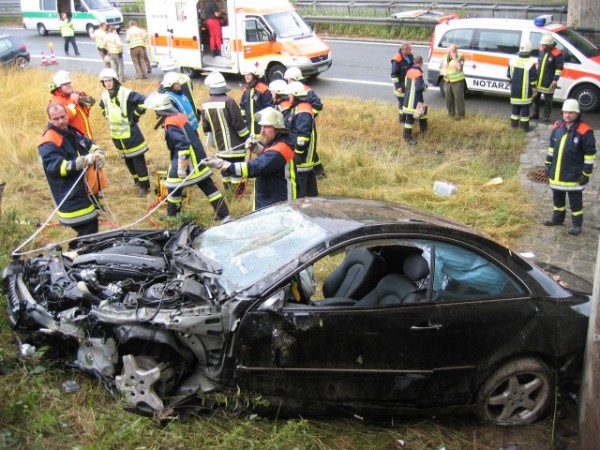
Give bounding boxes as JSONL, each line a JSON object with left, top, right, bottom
{"left": 37, "top": 23, "right": 48, "bottom": 36}
{"left": 570, "top": 84, "right": 600, "bottom": 113}
{"left": 267, "top": 63, "right": 286, "bottom": 83}
{"left": 15, "top": 56, "right": 29, "bottom": 70}
{"left": 476, "top": 357, "right": 553, "bottom": 427}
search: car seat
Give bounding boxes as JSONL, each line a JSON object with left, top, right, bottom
{"left": 322, "top": 248, "right": 385, "bottom": 300}
{"left": 354, "top": 253, "right": 430, "bottom": 307}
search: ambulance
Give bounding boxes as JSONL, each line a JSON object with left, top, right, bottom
{"left": 427, "top": 16, "right": 600, "bottom": 112}
{"left": 21, "top": 0, "right": 123, "bottom": 37}
{"left": 145, "top": 0, "right": 332, "bottom": 82}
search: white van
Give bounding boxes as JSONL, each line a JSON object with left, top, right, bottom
{"left": 145, "top": 0, "right": 332, "bottom": 81}
{"left": 427, "top": 16, "right": 600, "bottom": 112}
{"left": 21, "top": 0, "right": 123, "bottom": 37}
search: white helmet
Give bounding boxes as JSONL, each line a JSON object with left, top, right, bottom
{"left": 562, "top": 99, "right": 580, "bottom": 113}
{"left": 162, "top": 71, "right": 181, "bottom": 89}
{"left": 284, "top": 66, "right": 303, "bottom": 81}
{"left": 242, "top": 67, "right": 264, "bottom": 78}
{"left": 52, "top": 70, "right": 71, "bottom": 89}
{"left": 287, "top": 81, "right": 308, "bottom": 98}
{"left": 540, "top": 34, "right": 555, "bottom": 46}
{"left": 518, "top": 42, "right": 532, "bottom": 56}
{"left": 144, "top": 92, "right": 177, "bottom": 115}
{"left": 269, "top": 79, "right": 288, "bottom": 96}
{"left": 99, "top": 68, "right": 119, "bottom": 82}
{"left": 160, "top": 57, "right": 178, "bottom": 72}
{"left": 256, "top": 107, "right": 286, "bottom": 130}
{"left": 204, "top": 71, "right": 231, "bottom": 94}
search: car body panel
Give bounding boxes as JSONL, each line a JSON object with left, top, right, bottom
{"left": 0, "top": 34, "right": 30, "bottom": 68}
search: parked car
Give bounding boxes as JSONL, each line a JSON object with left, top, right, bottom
{"left": 390, "top": 9, "right": 458, "bottom": 23}
{"left": 0, "top": 34, "right": 30, "bottom": 69}
{"left": 2, "top": 197, "right": 591, "bottom": 425}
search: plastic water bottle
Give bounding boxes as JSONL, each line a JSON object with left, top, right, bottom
{"left": 433, "top": 180, "right": 457, "bottom": 196}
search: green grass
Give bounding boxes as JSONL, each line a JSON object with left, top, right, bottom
{"left": 0, "top": 67, "right": 555, "bottom": 449}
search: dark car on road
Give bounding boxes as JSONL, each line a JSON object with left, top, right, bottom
{"left": 2, "top": 197, "right": 591, "bottom": 426}
{"left": 0, "top": 34, "right": 30, "bottom": 69}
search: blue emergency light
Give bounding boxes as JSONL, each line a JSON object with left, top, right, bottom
{"left": 534, "top": 15, "right": 553, "bottom": 26}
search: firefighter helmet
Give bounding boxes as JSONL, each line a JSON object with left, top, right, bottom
{"left": 144, "top": 92, "right": 177, "bottom": 115}
{"left": 268, "top": 79, "right": 288, "bottom": 96}
{"left": 242, "top": 67, "right": 264, "bottom": 78}
{"left": 204, "top": 71, "right": 231, "bottom": 94}
{"left": 162, "top": 71, "right": 181, "bottom": 89}
{"left": 287, "top": 81, "right": 308, "bottom": 98}
{"left": 256, "top": 107, "right": 286, "bottom": 129}
{"left": 540, "top": 34, "right": 555, "bottom": 46}
{"left": 284, "top": 66, "right": 303, "bottom": 81}
{"left": 562, "top": 99, "right": 580, "bottom": 113}
{"left": 518, "top": 42, "right": 532, "bottom": 56}
{"left": 52, "top": 71, "right": 71, "bottom": 89}
{"left": 99, "top": 68, "right": 118, "bottom": 82}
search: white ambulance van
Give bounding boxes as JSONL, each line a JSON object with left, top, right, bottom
{"left": 21, "top": 0, "right": 123, "bottom": 37}
{"left": 145, "top": 0, "right": 332, "bottom": 81}
{"left": 427, "top": 16, "right": 600, "bottom": 112}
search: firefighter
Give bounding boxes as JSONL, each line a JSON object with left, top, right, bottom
{"left": 286, "top": 81, "right": 317, "bottom": 197}
{"left": 202, "top": 71, "right": 250, "bottom": 191}
{"left": 39, "top": 103, "right": 105, "bottom": 243}
{"left": 98, "top": 68, "right": 151, "bottom": 197}
{"left": 49, "top": 70, "right": 95, "bottom": 139}
{"left": 543, "top": 99, "right": 596, "bottom": 236}
{"left": 532, "top": 33, "right": 564, "bottom": 123}
{"left": 402, "top": 56, "right": 428, "bottom": 145}
{"left": 159, "top": 57, "right": 201, "bottom": 122}
{"left": 203, "top": 107, "right": 297, "bottom": 210}
{"left": 390, "top": 42, "right": 413, "bottom": 124}
{"left": 507, "top": 42, "right": 537, "bottom": 132}
{"left": 144, "top": 93, "right": 231, "bottom": 221}
{"left": 162, "top": 71, "right": 200, "bottom": 132}
{"left": 284, "top": 66, "right": 326, "bottom": 179}
{"left": 239, "top": 67, "right": 273, "bottom": 138}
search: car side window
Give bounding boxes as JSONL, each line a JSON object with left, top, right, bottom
{"left": 41, "top": 0, "right": 57, "bottom": 11}
{"left": 0, "top": 38, "right": 10, "bottom": 53}
{"left": 432, "top": 242, "right": 526, "bottom": 302}
{"left": 476, "top": 29, "right": 520, "bottom": 54}
{"left": 440, "top": 29, "right": 474, "bottom": 49}
{"left": 245, "top": 18, "right": 270, "bottom": 43}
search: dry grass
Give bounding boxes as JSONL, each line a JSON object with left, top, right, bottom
{"left": 0, "top": 67, "right": 554, "bottom": 449}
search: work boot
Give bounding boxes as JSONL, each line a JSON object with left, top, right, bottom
{"left": 403, "top": 128, "right": 417, "bottom": 145}
{"left": 543, "top": 218, "right": 564, "bottom": 226}
{"left": 520, "top": 121, "right": 530, "bottom": 132}
{"left": 138, "top": 187, "right": 149, "bottom": 197}
{"left": 510, "top": 119, "right": 519, "bottom": 128}
{"left": 568, "top": 226, "right": 582, "bottom": 236}
{"left": 167, "top": 202, "right": 181, "bottom": 217}
{"left": 419, "top": 120, "right": 428, "bottom": 135}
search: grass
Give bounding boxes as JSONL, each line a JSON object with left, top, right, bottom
{"left": 0, "top": 68, "right": 549, "bottom": 449}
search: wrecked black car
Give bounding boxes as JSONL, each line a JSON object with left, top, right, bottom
{"left": 2, "top": 197, "right": 591, "bottom": 426}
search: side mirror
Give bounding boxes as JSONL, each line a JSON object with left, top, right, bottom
{"left": 268, "top": 31, "right": 276, "bottom": 43}
{"left": 258, "top": 290, "right": 286, "bottom": 312}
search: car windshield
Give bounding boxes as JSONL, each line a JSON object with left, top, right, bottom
{"left": 192, "top": 204, "right": 329, "bottom": 293}
{"left": 264, "top": 11, "right": 312, "bottom": 39}
{"left": 557, "top": 28, "right": 600, "bottom": 58}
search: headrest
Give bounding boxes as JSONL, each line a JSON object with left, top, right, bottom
{"left": 403, "top": 254, "right": 430, "bottom": 281}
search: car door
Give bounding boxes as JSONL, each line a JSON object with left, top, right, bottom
{"left": 233, "top": 239, "right": 536, "bottom": 410}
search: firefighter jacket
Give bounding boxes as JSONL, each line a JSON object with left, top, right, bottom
{"left": 163, "top": 113, "right": 213, "bottom": 189}
{"left": 50, "top": 90, "right": 94, "bottom": 139}
{"left": 240, "top": 80, "right": 274, "bottom": 136}
{"left": 59, "top": 19, "right": 75, "bottom": 37}
{"left": 126, "top": 25, "right": 147, "bottom": 49}
{"left": 38, "top": 125, "right": 98, "bottom": 226}
{"left": 402, "top": 66, "right": 427, "bottom": 115}
{"left": 441, "top": 52, "right": 465, "bottom": 83}
{"left": 305, "top": 85, "right": 323, "bottom": 116}
{"left": 165, "top": 89, "right": 200, "bottom": 131}
{"left": 507, "top": 56, "right": 537, "bottom": 105}
{"left": 202, "top": 93, "right": 249, "bottom": 157}
{"left": 158, "top": 73, "right": 200, "bottom": 120}
{"left": 103, "top": 31, "right": 123, "bottom": 55}
{"left": 546, "top": 118, "right": 596, "bottom": 190}
{"left": 391, "top": 52, "right": 413, "bottom": 97}
{"left": 223, "top": 131, "right": 297, "bottom": 210}
{"left": 100, "top": 86, "right": 148, "bottom": 158}
{"left": 536, "top": 47, "right": 563, "bottom": 93}
{"left": 286, "top": 99, "right": 315, "bottom": 171}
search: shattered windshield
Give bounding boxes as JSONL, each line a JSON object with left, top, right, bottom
{"left": 264, "top": 11, "right": 312, "bottom": 39}
{"left": 192, "top": 205, "right": 329, "bottom": 293}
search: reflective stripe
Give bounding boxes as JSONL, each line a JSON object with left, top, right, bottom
{"left": 60, "top": 160, "right": 69, "bottom": 177}
{"left": 102, "top": 88, "right": 132, "bottom": 139}
{"left": 57, "top": 203, "right": 97, "bottom": 224}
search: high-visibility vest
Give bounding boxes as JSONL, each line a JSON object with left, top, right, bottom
{"left": 126, "top": 27, "right": 146, "bottom": 49}
{"left": 104, "top": 32, "right": 122, "bottom": 54}
{"left": 59, "top": 19, "right": 74, "bottom": 37}
{"left": 102, "top": 88, "right": 132, "bottom": 139}
{"left": 441, "top": 54, "right": 465, "bottom": 83}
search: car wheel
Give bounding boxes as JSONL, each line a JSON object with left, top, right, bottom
{"left": 570, "top": 84, "right": 600, "bottom": 113}
{"left": 181, "top": 66, "right": 199, "bottom": 78}
{"left": 15, "top": 56, "right": 29, "bottom": 69}
{"left": 37, "top": 23, "right": 48, "bottom": 36}
{"left": 267, "top": 63, "right": 286, "bottom": 83}
{"left": 86, "top": 24, "right": 95, "bottom": 38}
{"left": 476, "top": 357, "right": 553, "bottom": 427}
